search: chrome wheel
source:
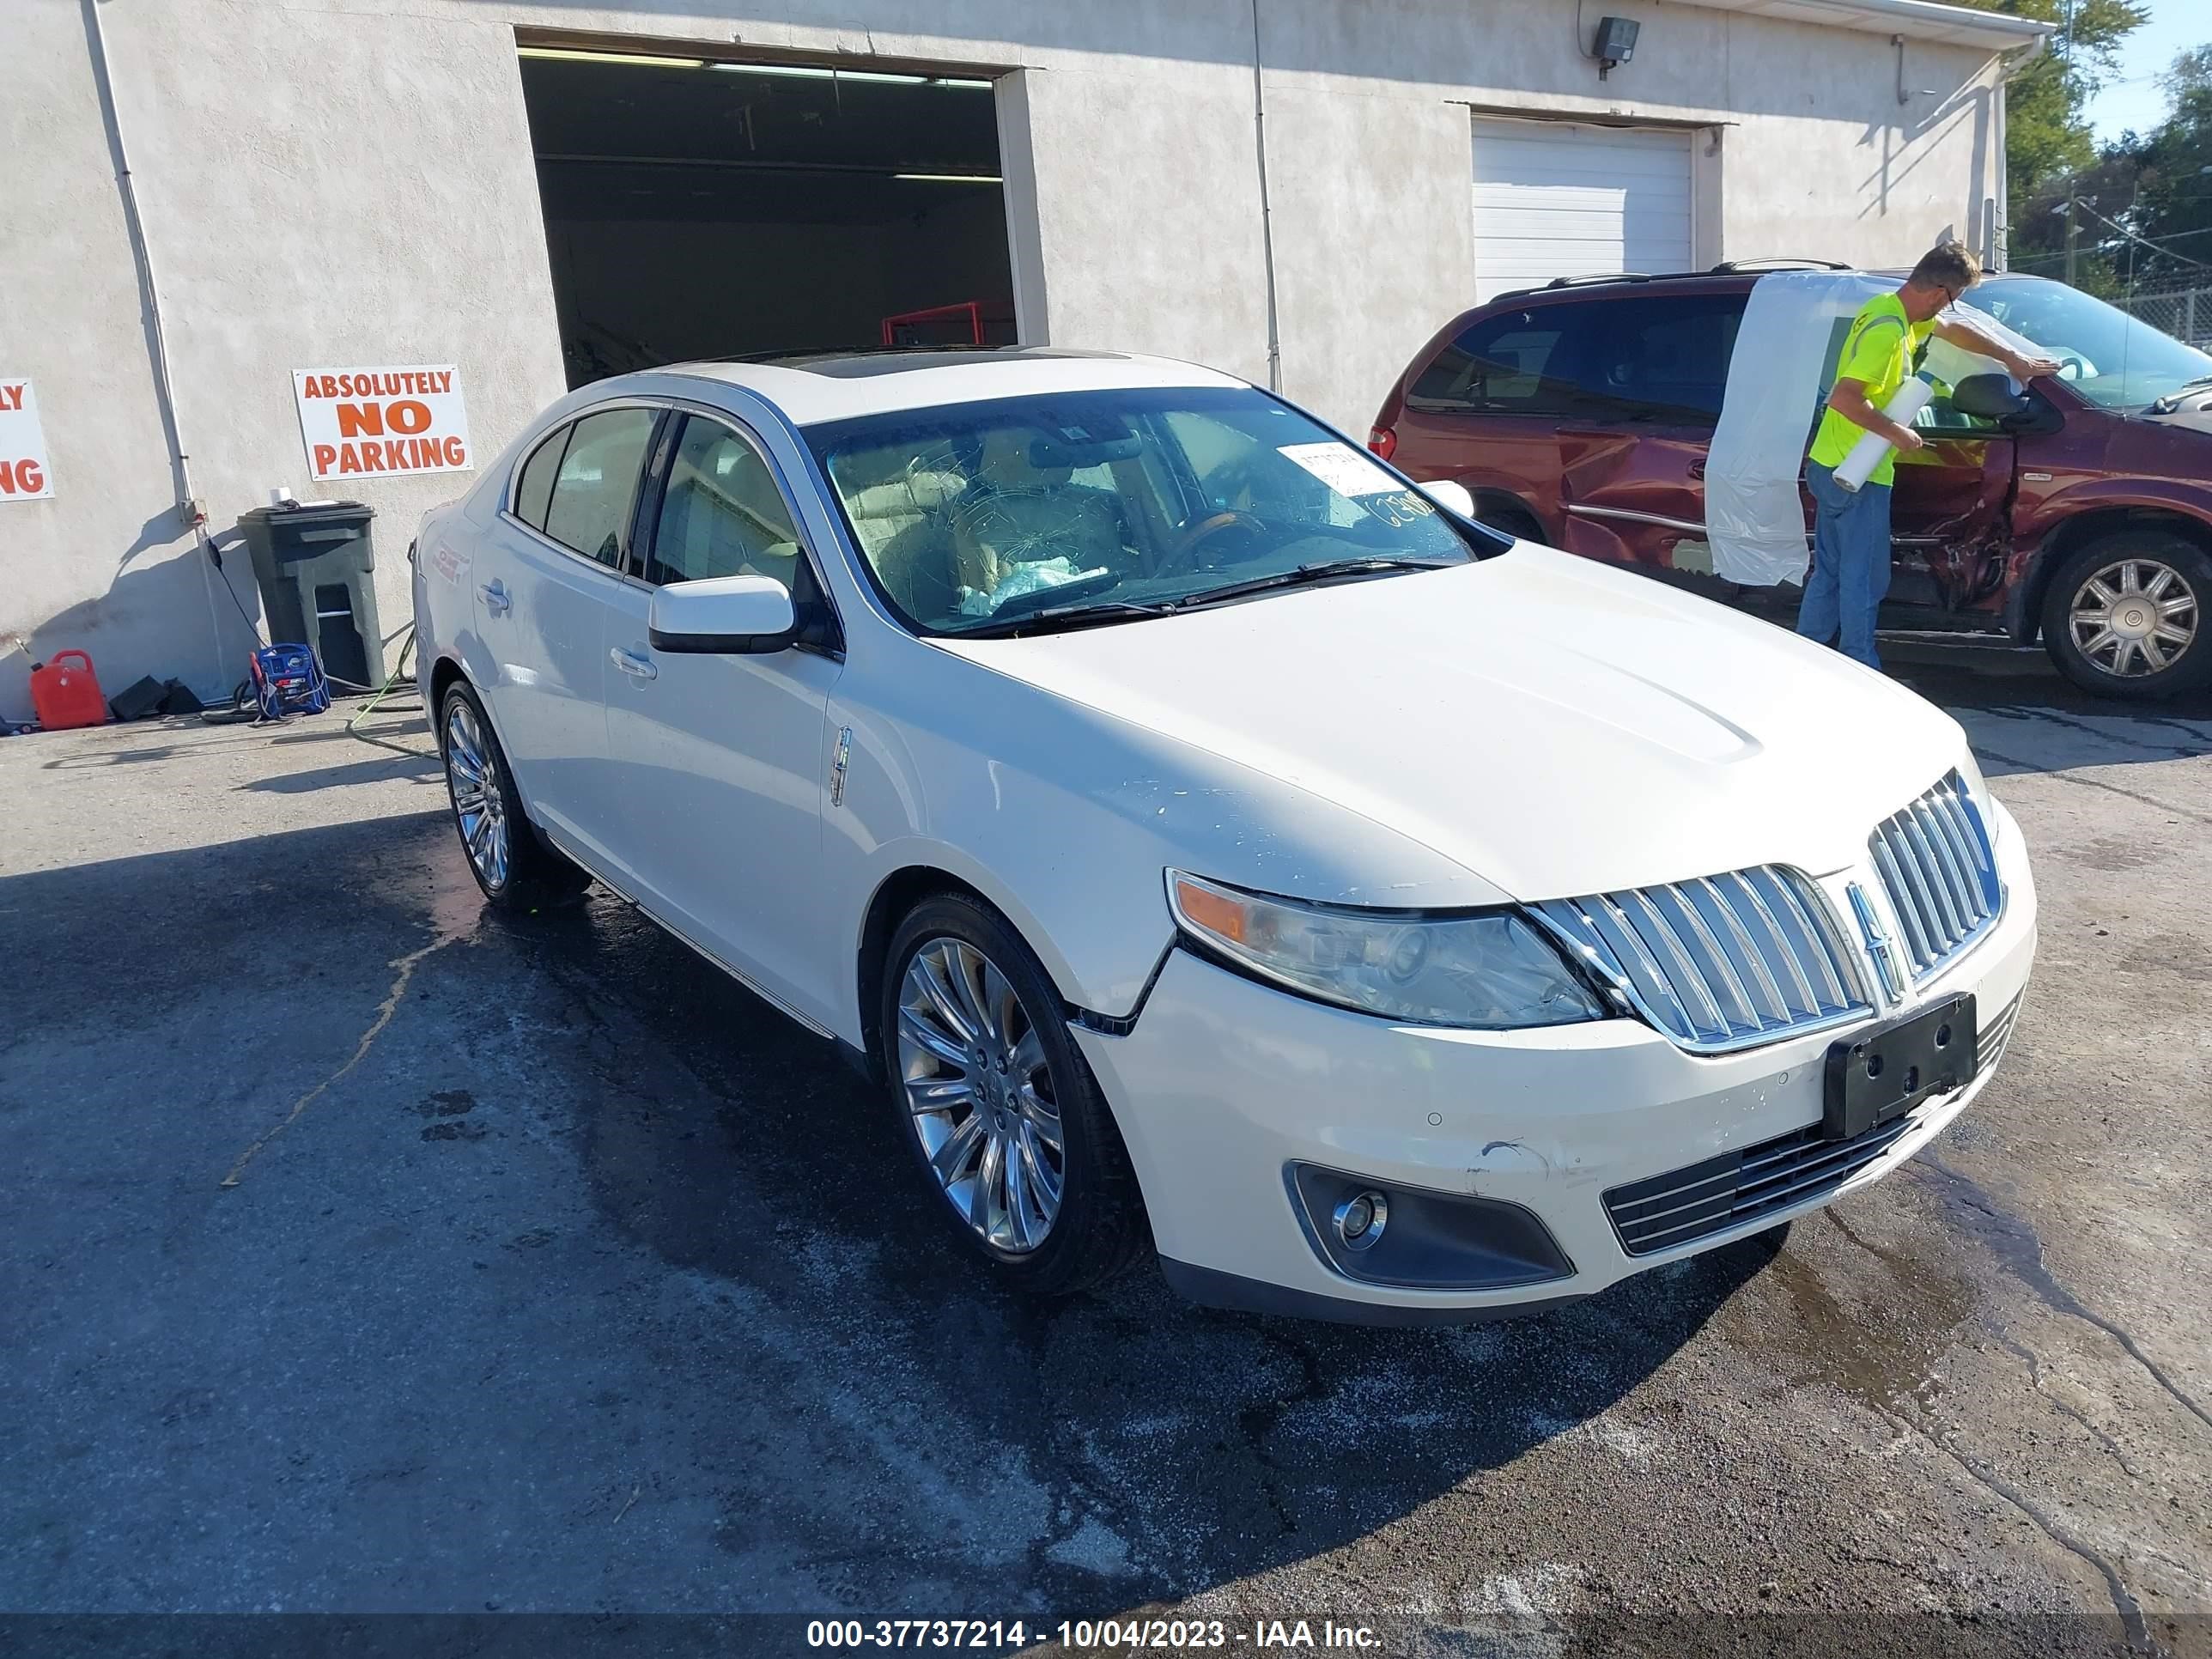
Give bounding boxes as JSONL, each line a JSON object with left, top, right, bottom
{"left": 444, "top": 700, "right": 509, "bottom": 890}
{"left": 896, "top": 938, "right": 1065, "bottom": 1253}
{"left": 2069, "top": 557, "right": 2199, "bottom": 678}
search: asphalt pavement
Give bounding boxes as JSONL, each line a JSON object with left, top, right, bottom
{"left": 1, "top": 636, "right": 2207, "bottom": 1658}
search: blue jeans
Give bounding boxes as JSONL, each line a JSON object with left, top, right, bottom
{"left": 1796, "top": 460, "right": 1892, "bottom": 670}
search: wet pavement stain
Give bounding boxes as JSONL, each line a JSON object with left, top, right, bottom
{"left": 1740, "top": 1201, "right": 2164, "bottom": 1650}
{"left": 1917, "top": 1159, "right": 2212, "bottom": 1435}
{"left": 1754, "top": 1236, "right": 1972, "bottom": 1418}
{"left": 2055, "top": 834, "right": 2170, "bottom": 873}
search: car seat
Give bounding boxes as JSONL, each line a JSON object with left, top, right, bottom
{"left": 654, "top": 445, "right": 799, "bottom": 588}
{"left": 949, "top": 429, "right": 1127, "bottom": 597}
{"left": 830, "top": 444, "right": 968, "bottom": 616}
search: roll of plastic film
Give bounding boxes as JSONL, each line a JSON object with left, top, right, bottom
{"left": 1832, "top": 375, "right": 1935, "bottom": 492}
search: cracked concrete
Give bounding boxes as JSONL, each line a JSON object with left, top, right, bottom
{"left": 0, "top": 641, "right": 2207, "bottom": 1656}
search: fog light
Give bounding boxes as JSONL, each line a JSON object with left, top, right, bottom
{"left": 1333, "top": 1190, "right": 1389, "bottom": 1251}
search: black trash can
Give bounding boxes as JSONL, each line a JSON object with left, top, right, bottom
{"left": 236, "top": 501, "right": 383, "bottom": 691}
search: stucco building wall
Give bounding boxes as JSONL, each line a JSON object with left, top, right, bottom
{"left": 1, "top": 0, "right": 2027, "bottom": 720}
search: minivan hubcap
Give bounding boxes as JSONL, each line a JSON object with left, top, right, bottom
{"left": 2070, "top": 558, "right": 2198, "bottom": 678}
{"left": 896, "top": 939, "right": 1064, "bottom": 1253}
{"left": 445, "top": 702, "right": 509, "bottom": 889}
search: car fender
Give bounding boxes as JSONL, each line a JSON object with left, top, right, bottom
{"left": 2008, "top": 480, "right": 2212, "bottom": 640}
{"left": 410, "top": 497, "right": 538, "bottom": 814}
{"left": 822, "top": 644, "right": 1506, "bottom": 1047}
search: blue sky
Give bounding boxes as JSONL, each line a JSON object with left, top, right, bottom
{"left": 2082, "top": 1, "right": 2207, "bottom": 142}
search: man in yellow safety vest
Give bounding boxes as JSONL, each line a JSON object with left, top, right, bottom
{"left": 1800, "top": 242, "right": 2057, "bottom": 669}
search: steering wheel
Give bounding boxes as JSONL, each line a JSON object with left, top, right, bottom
{"left": 2056, "top": 355, "right": 2089, "bottom": 382}
{"left": 1157, "top": 509, "right": 1267, "bottom": 576}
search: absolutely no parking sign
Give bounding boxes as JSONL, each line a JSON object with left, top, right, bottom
{"left": 0, "top": 377, "right": 53, "bottom": 500}
{"left": 293, "top": 364, "right": 473, "bottom": 482}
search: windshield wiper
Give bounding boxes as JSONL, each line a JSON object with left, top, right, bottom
{"left": 950, "top": 556, "right": 1453, "bottom": 636}
{"left": 981, "top": 568, "right": 1122, "bottom": 619}
{"left": 1167, "top": 556, "right": 1455, "bottom": 612}
{"left": 951, "top": 600, "right": 1179, "bottom": 640}
{"left": 2148, "top": 375, "right": 2212, "bottom": 414}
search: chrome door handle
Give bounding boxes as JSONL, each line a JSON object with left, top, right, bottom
{"left": 609, "top": 647, "right": 658, "bottom": 681}
{"left": 479, "top": 580, "right": 511, "bottom": 615}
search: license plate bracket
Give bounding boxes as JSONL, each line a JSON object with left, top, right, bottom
{"left": 1823, "top": 993, "right": 1976, "bottom": 1141}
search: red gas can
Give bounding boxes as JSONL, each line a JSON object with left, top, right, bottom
{"left": 30, "top": 650, "right": 107, "bottom": 731}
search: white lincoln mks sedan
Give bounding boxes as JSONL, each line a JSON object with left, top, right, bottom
{"left": 413, "top": 348, "right": 2037, "bottom": 1323}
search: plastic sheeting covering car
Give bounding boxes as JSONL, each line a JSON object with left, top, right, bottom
{"left": 1707, "top": 271, "right": 2047, "bottom": 586}
{"left": 1707, "top": 270, "right": 1894, "bottom": 586}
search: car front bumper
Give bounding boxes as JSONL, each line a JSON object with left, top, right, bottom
{"left": 1073, "top": 812, "right": 2038, "bottom": 1324}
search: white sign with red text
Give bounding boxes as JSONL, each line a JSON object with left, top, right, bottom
{"left": 294, "top": 365, "right": 473, "bottom": 483}
{"left": 0, "top": 378, "right": 53, "bottom": 501}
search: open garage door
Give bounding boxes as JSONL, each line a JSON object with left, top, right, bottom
{"left": 520, "top": 46, "right": 1018, "bottom": 385}
{"left": 1470, "top": 118, "right": 1692, "bottom": 303}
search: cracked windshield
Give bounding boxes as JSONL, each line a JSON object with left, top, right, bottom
{"left": 1959, "top": 276, "right": 2212, "bottom": 413}
{"left": 808, "top": 386, "right": 1476, "bottom": 635}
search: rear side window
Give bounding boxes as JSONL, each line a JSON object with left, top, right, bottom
{"left": 1407, "top": 307, "right": 1580, "bottom": 415}
{"left": 511, "top": 424, "right": 569, "bottom": 530}
{"left": 543, "top": 408, "right": 658, "bottom": 568}
{"left": 1576, "top": 294, "right": 1747, "bottom": 423}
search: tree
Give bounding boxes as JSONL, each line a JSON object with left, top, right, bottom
{"left": 2122, "top": 47, "right": 2212, "bottom": 289}
{"left": 1947, "top": 0, "right": 2148, "bottom": 279}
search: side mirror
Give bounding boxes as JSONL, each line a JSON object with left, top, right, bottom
{"left": 1419, "top": 478, "right": 1477, "bottom": 519}
{"left": 1949, "top": 372, "right": 2031, "bottom": 422}
{"left": 649, "top": 574, "right": 797, "bottom": 654}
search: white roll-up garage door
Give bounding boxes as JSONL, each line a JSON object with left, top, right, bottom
{"left": 1470, "top": 118, "right": 1693, "bottom": 302}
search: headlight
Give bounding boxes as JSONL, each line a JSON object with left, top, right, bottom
{"left": 1167, "top": 871, "right": 1607, "bottom": 1029}
{"left": 1958, "top": 750, "right": 2002, "bottom": 844}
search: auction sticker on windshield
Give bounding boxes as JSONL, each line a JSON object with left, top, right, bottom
{"left": 1278, "top": 441, "right": 1400, "bottom": 497}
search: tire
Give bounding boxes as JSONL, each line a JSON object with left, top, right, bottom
{"left": 878, "top": 893, "right": 1151, "bottom": 1295}
{"left": 2039, "top": 531, "right": 2212, "bottom": 701}
{"left": 1480, "top": 501, "right": 1544, "bottom": 544}
{"left": 437, "top": 682, "right": 592, "bottom": 911}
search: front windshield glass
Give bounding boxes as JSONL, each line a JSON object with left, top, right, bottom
{"left": 1958, "top": 276, "right": 2212, "bottom": 412}
{"left": 804, "top": 386, "right": 1478, "bottom": 635}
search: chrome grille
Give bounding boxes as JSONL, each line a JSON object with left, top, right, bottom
{"left": 1604, "top": 1112, "right": 1914, "bottom": 1255}
{"left": 1606, "top": 990, "right": 2024, "bottom": 1257}
{"left": 1978, "top": 993, "right": 2022, "bottom": 1073}
{"left": 1536, "top": 866, "right": 1870, "bottom": 1054}
{"left": 1869, "top": 772, "right": 2002, "bottom": 981}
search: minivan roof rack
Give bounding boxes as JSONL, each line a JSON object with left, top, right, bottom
{"left": 1491, "top": 269, "right": 1704, "bottom": 302}
{"left": 1710, "top": 258, "right": 1851, "bottom": 272}
{"left": 1490, "top": 259, "right": 1859, "bottom": 305}
{"left": 1490, "top": 271, "right": 1653, "bottom": 302}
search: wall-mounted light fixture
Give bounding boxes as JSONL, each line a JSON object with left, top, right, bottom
{"left": 1593, "top": 16, "right": 1639, "bottom": 81}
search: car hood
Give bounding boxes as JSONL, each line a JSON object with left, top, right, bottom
{"left": 936, "top": 544, "right": 1966, "bottom": 901}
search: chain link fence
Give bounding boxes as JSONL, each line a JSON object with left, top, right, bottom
{"left": 2112, "top": 285, "right": 2212, "bottom": 349}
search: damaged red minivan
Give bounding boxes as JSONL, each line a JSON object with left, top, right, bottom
{"left": 1370, "top": 267, "right": 2212, "bottom": 699}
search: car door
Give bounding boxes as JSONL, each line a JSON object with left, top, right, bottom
{"left": 1550, "top": 291, "right": 1747, "bottom": 582}
{"left": 1389, "top": 302, "right": 1584, "bottom": 540}
{"left": 1884, "top": 341, "right": 2017, "bottom": 615}
{"left": 599, "top": 408, "right": 845, "bottom": 1027}
{"left": 474, "top": 405, "right": 658, "bottom": 867}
